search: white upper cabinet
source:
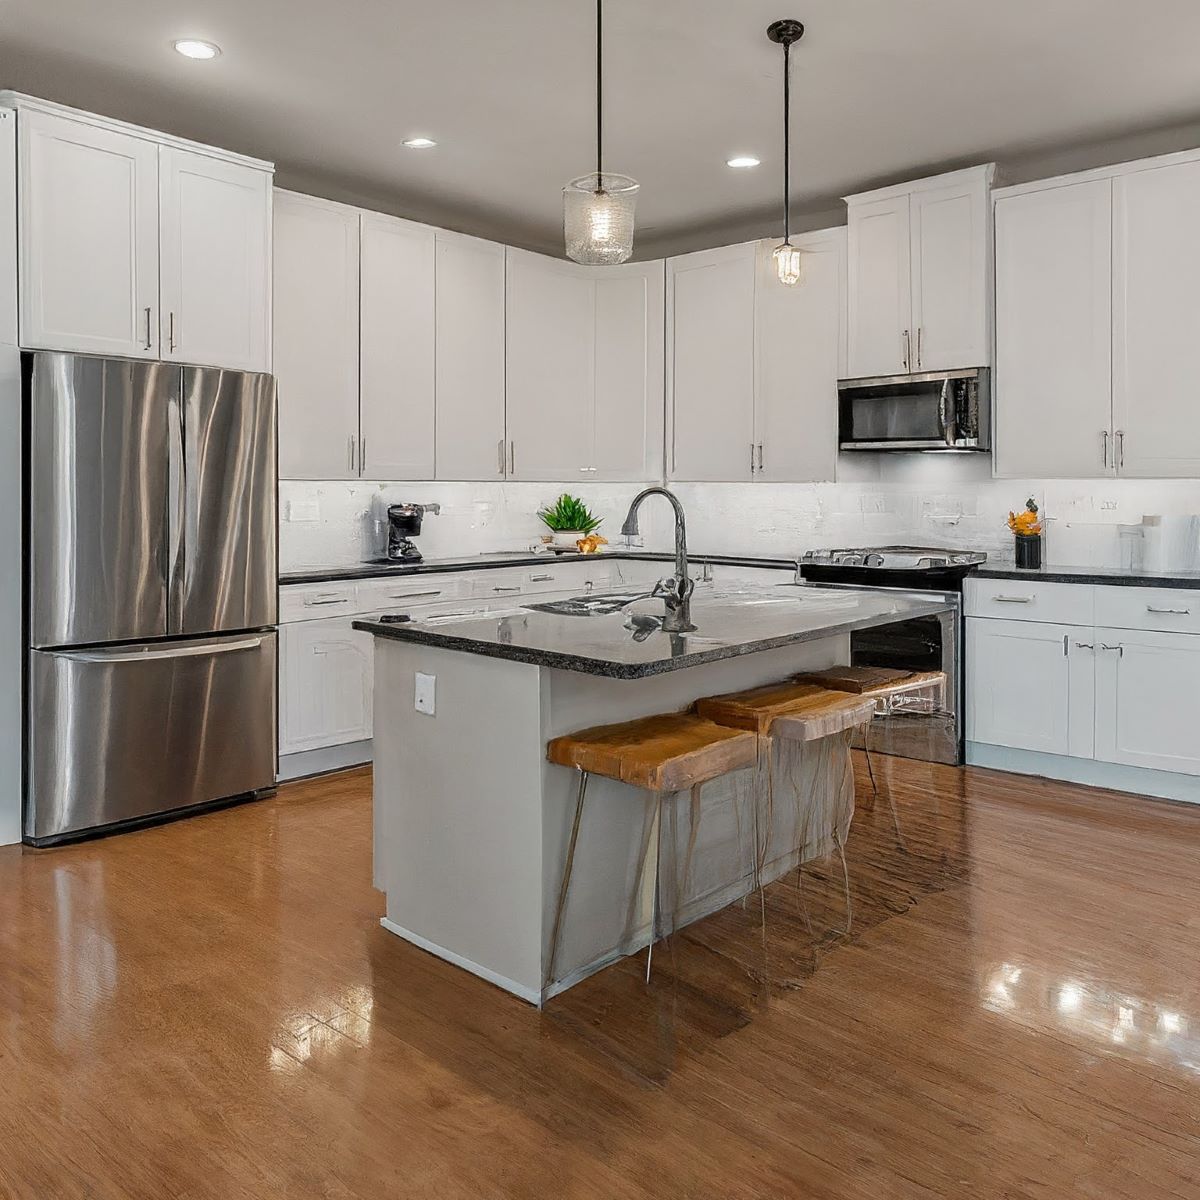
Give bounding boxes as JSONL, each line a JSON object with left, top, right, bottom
{"left": 845, "top": 165, "right": 993, "bottom": 379}
{"left": 846, "top": 194, "right": 910, "bottom": 377}
{"left": 593, "top": 260, "right": 665, "bottom": 481}
{"left": 505, "top": 250, "right": 594, "bottom": 481}
{"left": 359, "top": 213, "right": 436, "bottom": 480}
{"left": 754, "top": 228, "right": 846, "bottom": 483}
{"left": 272, "top": 190, "right": 360, "bottom": 480}
{"left": 993, "top": 178, "right": 1113, "bottom": 478}
{"left": 17, "top": 108, "right": 160, "bottom": 358}
{"left": 505, "top": 249, "right": 662, "bottom": 482}
{"left": 435, "top": 233, "right": 506, "bottom": 481}
{"left": 668, "top": 242, "right": 756, "bottom": 481}
{"left": 10, "top": 98, "right": 273, "bottom": 368}
{"left": 909, "top": 181, "right": 989, "bottom": 372}
{"left": 159, "top": 147, "right": 271, "bottom": 372}
{"left": 1112, "top": 159, "right": 1200, "bottom": 478}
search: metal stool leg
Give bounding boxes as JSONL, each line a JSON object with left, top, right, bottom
{"left": 545, "top": 768, "right": 589, "bottom": 994}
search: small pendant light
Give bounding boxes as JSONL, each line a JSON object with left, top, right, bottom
{"left": 564, "top": 0, "right": 639, "bottom": 265}
{"left": 767, "top": 18, "right": 805, "bottom": 286}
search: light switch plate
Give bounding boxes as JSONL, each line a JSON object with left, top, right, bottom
{"left": 414, "top": 672, "right": 436, "bottom": 716}
{"left": 287, "top": 498, "right": 321, "bottom": 522}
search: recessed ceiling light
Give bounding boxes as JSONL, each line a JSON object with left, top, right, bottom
{"left": 173, "top": 39, "right": 221, "bottom": 60}
{"left": 727, "top": 155, "right": 761, "bottom": 169}
{"left": 402, "top": 137, "right": 438, "bottom": 149}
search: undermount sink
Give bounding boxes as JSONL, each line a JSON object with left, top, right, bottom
{"left": 524, "top": 591, "right": 653, "bottom": 618}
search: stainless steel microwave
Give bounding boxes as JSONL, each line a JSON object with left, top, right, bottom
{"left": 838, "top": 368, "right": 991, "bottom": 452}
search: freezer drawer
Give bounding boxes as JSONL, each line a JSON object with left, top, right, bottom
{"left": 26, "top": 631, "right": 277, "bottom": 843}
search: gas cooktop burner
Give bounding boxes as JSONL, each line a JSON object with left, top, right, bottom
{"left": 798, "top": 546, "right": 987, "bottom": 570}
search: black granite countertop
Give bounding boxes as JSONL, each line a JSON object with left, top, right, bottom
{"left": 280, "top": 551, "right": 799, "bottom": 586}
{"left": 975, "top": 563, "right": 1200, "bottom": 589}
{"left": 352, "top": 584, "right": 953, "bottom": 680}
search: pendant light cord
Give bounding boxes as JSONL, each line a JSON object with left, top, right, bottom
{"left": 596, "top": 0, "right": 603, "bottom": 186}
{"left": 782, "top": 39, "right": 791, "bottom": 244}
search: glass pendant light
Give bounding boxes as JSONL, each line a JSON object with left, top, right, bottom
{"left": 564, "top": 0, "right": 638, "bottom": 265}
{"left": 767, "top": 19, "right": 805, "bottom": 286}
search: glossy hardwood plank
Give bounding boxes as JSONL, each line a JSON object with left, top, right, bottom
{"left": 2, "top": 758, "right": 1200, "bottom": 1198}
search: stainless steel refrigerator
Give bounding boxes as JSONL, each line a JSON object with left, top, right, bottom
{"left": 25, "top": 353, "right": 277, "bottom": 845}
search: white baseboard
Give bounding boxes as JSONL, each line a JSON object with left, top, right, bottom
{"left": 277, "top": 739, "right": 372, "bottom": 782}
{"left": 379, "top": 917, "right": 542, "bottom": 1007}
{"left": 966, "top": 741, "right": 1200, "bottom": 806}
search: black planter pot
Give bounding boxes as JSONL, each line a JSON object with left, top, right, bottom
{"left": 1014, "top": 534, "right": 1042, "bottom": 570}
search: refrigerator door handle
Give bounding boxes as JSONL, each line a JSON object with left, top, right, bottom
{"left": 55, "top": 637, "right": 266, "bottom": 665}
{"left": 167, "top": 386, "right": 186, "bottom": 631}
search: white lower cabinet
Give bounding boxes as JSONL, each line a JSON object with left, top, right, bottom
{"left": 280, "top": 614, "right": 374, "bottom": 756}
{"left": 1094, "top": 628, "right": 1200, "bottom": 775}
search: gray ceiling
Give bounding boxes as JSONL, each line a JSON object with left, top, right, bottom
{"left": 4, "top": 0, "right": 1200, "bottom": 258}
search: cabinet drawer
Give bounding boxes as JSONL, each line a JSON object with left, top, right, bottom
{"left": 965, "top": 578, "right": 1093, "bottom": 625}
{"left": 1094, "top": 585, "right": 1200, "bottom": 635}
{"left": 279, "top": 582, "right": 358, "bottom": 623}
{"left": 355, "top": 574, "right": 470, "bottom": 613}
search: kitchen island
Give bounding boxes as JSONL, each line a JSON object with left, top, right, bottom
{"left": 356, "top": 583, "right": 954, "bottom": 1005}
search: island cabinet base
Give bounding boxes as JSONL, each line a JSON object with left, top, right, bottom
{"left": 371, "top": 633, "right": 852, "bottom": 1006}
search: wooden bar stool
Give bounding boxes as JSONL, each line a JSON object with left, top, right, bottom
{"left": 696, "top": 682, "right": 876, "bottom": 934}
{"left": 545, "top": 711, "right": 757, "bottom": 994}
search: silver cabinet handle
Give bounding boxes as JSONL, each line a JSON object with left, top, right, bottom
{"left": 1100, "top": 643, "right": 1124, "bottom": 656}
{"left": 347, "top": 435, "right": 356, "bottom": 473}
{"left": 1074, "top": 641, "right": 1095, "bottom": 650}
{"left": 509, "top": 441, "right": 515, "bottom": 474}
{"left": 1116, "top": 429, "right": 1125, "bottom": 470}
{"left": 360, "top": 437, "right": 367, "bottom": 474}
{"left": 992, "top": 594, "right": 1034, "bottom": 603}
{"left": 305, "top": 595, "right": 350, "bottom": 607}
{"left": 1101, "top": 429, "right": 1109, "bottom": 468}
{"left": 757, "top": 443, "right": 764, "bottom": 470}
{"left": 529, "top": 573, "right": 555, "bottom": 582}
{"left": 1147, "top": 605, "right": 1190, "bottom": 615}
{"left": 497, "top": 438, "right": 506, "bottom": 476}
{"left": 387, "top": 589, "right": 441, "bottom": 600}
{"left": 492, "top": 585, "right": 521, "bottom": 593}
{"left": 750, "top": 443, "right": 756, "bottom": 473}
{"left": 144, "top": 306, "right": 153, "bottom": 350}
{"left": 1062, "top": 633, "right": 1068, "bottom": 656}
{"left": 168, "top": 311, "right": 176, "bottom": 354}
{"left": 916, "top": 326, "right": 922, "bottom": 369}
{"left": 902, "top": 329, "right": 911, "bottom": 371}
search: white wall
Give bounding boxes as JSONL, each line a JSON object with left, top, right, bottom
{"left": 281, "top": 453, "right": 1200, "bottom": 574}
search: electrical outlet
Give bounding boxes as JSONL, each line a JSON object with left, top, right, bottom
{"left": 414, "top": 672, "right": 436, "bottom": 716}
{"left": 287, "top": 498, "right": 320, "bottom": 522}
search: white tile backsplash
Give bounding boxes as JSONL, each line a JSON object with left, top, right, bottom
{"left": 280, "top": 458, "right": 1200, "bottom": 573}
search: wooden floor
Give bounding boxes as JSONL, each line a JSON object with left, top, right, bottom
{"left": 3, "top": 756, "right": 1200, "bottom": 1199}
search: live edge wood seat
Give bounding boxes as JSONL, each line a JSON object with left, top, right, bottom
{"left": 547, "top": 711, "right": 757, "bottom": 792}
{"left": 793, "top": 666, "right": 948, "bottom": 712}
{"left": 695, "top": 681, "right": 876, "bottom": 739}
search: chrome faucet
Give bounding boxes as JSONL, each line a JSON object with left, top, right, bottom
{"left": 619, "top": 487, "right": 696, "bottom": 633}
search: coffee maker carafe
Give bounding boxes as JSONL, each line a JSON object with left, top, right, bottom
{"left": 386, "top": 503, "right": 440, "bottom": 562}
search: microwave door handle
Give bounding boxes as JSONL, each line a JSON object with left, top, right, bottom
{"left": 937, "top": 379, "right": 950, "bottom": 443}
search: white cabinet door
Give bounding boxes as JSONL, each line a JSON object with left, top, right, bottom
{"left": 994, "top": 179, "right": 1113, "bottom": 478}
{"left": 667, "top": 243, "right": 755, "bottom": 481}
{"left": 280, "top": 615, "right": 374, "bottom": 754}
{"left": 846, "top": 194, "right": 911, "bottom": 378}
{"left": 1112, "top": 160, "right": 1200, "bottom": 478}
{"left": 359, "top": 213, "right": 436, "bottom": 480}
{"left": 435, "top": 232, "right": 506, "bottom": 481}
{"left": 18, "top": 110, "right": 159, "bottom": 357}
{"left": 272, "top": 191, "right": 360, "bottom": 480}
{"left": 593, "top": 260, "right": 665, "bottom": 481}
{"left": 159, "top": 148, "right": 270, "bottom": 371}
{"left": 505, "top": 250, "right": 593, "bottom": 481}
{"left": 754, "top": 228, "right": 845, "bottom": 482}
{"left": 910, "top": 182, "right": 988, "bottom": 371}
{"left": 966, "top": 618, "right": 1083, "bottom": 755}
{"left": 1094, "top": 628, "right": 1200, "bottom": 775}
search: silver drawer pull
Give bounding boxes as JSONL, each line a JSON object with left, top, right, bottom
{"left": 529, "top": 573, "right": 555, "bottom": 582}
{"left": 1147, "top": 605, "right": 1190, "bottom": 615}
{"left": 493, "top": 585, "right": 522, "bottom": 593}
{"left": 388, "top": 589, "right": 441, "bottom": 600}
{"left": 1074, "top": 641, "right": 1095, "bottom": 650}
{"left": 305, "top": 595, "right": 350, "bottom": 607}
{"left": 992, "top": 595, "right": 1034, "bottom": 604}
{"left": 1100, "top": 643, "right": 1124, "bottom": 656}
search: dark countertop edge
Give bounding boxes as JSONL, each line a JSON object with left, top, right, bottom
{"left": 352, "top": 602, "right": 953, "bottom": 681}
{"left": 280, "top": 551, "right": 799, "bottom": 587}
{"left": 975, "top": 564, "right": 1200, "bottom": 590}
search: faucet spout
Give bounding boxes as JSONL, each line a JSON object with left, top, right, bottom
{"left": 619, "top": 487, "right": 695, "bottom": 633}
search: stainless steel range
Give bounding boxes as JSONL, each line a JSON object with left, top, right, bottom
{"left": 796, "top": 546, "right": 988, "bottom": 765}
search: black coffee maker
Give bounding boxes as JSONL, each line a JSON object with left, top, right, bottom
{"left": 386, "top": 503, "right": 440, "bottom": 562}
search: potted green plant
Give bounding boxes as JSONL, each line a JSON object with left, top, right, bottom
{"left": 537, "top": 494, "right": 602, "bottom": 549}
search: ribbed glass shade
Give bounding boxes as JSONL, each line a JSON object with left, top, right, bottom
{"left": 773, "top": 241, "right": 803, "bottom": 287}
{"left": 564, "top": 173, "right": 639, "bottom": 265}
